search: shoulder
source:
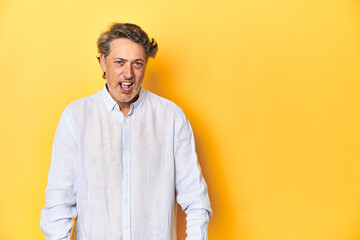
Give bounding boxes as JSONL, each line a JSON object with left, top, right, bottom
{"left": 63, "top": 90, "right": 102, "bottom": 115}
{"left": 144, "top": 90, "right": 184, "bottom": 116}
{"left": 142, "top": 90, "right": 191, "bottom": 133}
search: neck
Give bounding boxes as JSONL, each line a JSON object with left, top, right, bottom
{"left": 117, "top": 94, "right": 139, "bottom": 117}
{"left": 120, "top": 105, "right": 130, "bottom": 116}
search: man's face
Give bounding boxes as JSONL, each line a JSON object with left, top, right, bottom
{"left": 100, "top": 38, "right": 147, "bottom": 107}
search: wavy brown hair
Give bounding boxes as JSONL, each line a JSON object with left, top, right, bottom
{"left": 97, "top": 23, "right": 158, "bottom": 79}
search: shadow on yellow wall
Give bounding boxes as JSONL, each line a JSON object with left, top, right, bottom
{"left": 145, "top": 58, "right": 237, "bottom": 238}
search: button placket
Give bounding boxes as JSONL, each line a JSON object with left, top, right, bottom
{"left": 122, "top": 118, "right": 131, "bottom": 239}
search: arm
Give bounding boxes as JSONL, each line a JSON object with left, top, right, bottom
{"left": 40, "top": 110, "right": 78, "bottom": 240}
{"left": 174, "top": 111, "right": 212, "bottom": 240}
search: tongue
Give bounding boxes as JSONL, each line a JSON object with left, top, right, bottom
{"left": 121, "top": 83, "right": 131, "bottom": 90}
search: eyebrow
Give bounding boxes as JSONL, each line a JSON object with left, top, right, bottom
{"left": 113, "top": 57, "right": 145, "bottom": 62}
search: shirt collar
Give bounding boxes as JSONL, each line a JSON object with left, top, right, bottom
{"left": 101, "top": 84, "right": 147, "bottom": 113}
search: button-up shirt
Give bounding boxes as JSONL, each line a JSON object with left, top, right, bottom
{"left": 40, "top": 85, "right": 212, "bottom": 240}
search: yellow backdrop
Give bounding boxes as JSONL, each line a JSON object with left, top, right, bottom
{"left": 1, "top": 0, "right": 360, "bottom": 239}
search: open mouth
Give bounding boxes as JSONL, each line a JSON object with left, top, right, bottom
{"left": 119, "top": 82, "right": 134, "bottom": 91}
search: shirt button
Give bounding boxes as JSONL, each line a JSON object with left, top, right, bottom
{"left": 124, "top": 172, "right": 128, "bottom": 176}
{"left": 123, "top": 121, "right": 127, "bottom": 125}
{"left": 125, "top": 198, "right": 128, "bottom": 203}
{"left": 125, "top": 226, "right": 129, "bottom": 229}
{"left": 124, "top": 147, "right": 128, "bottom": 151}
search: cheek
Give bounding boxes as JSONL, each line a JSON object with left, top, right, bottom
{"left": 106, "top": 73, "right": 118, "bottom": 86}
{"left": 136, "top": 71, "right": 146, "bottom": 82}
{"left": 107, "top": 68, "right": 120, "bottom": 80}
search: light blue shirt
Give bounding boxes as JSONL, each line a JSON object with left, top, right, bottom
{"left": 40, "top": 85, "right": 212, "bottom": 240}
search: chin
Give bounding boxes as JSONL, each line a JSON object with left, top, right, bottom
{"left": 117, "top": 93, "right": 137, "bottom": 103}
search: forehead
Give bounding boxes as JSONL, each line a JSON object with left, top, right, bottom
{"left": 108, "top": 38, "right": 146, "bottom": 59}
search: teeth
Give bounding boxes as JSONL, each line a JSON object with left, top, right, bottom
{"left": 120, "top": 82, "right": 133, "bottom": 90}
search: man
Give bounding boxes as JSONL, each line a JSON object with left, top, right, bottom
{"left": 40, "top": 23, "right": 212, "bottom": 240}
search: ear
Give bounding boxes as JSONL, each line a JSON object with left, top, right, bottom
{"left": 99, "top": 54, "right": 106, "bottom": 72}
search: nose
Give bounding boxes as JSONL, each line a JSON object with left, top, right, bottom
{"left": 123, "top": 63, "right": 134, "bottom": 80}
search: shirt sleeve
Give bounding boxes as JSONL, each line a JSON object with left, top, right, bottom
{"left": 40, "top": 110, "right": 78, "bottom": 240}
{"left": 174, "top": 111, "right": 212, "bottom": 240}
